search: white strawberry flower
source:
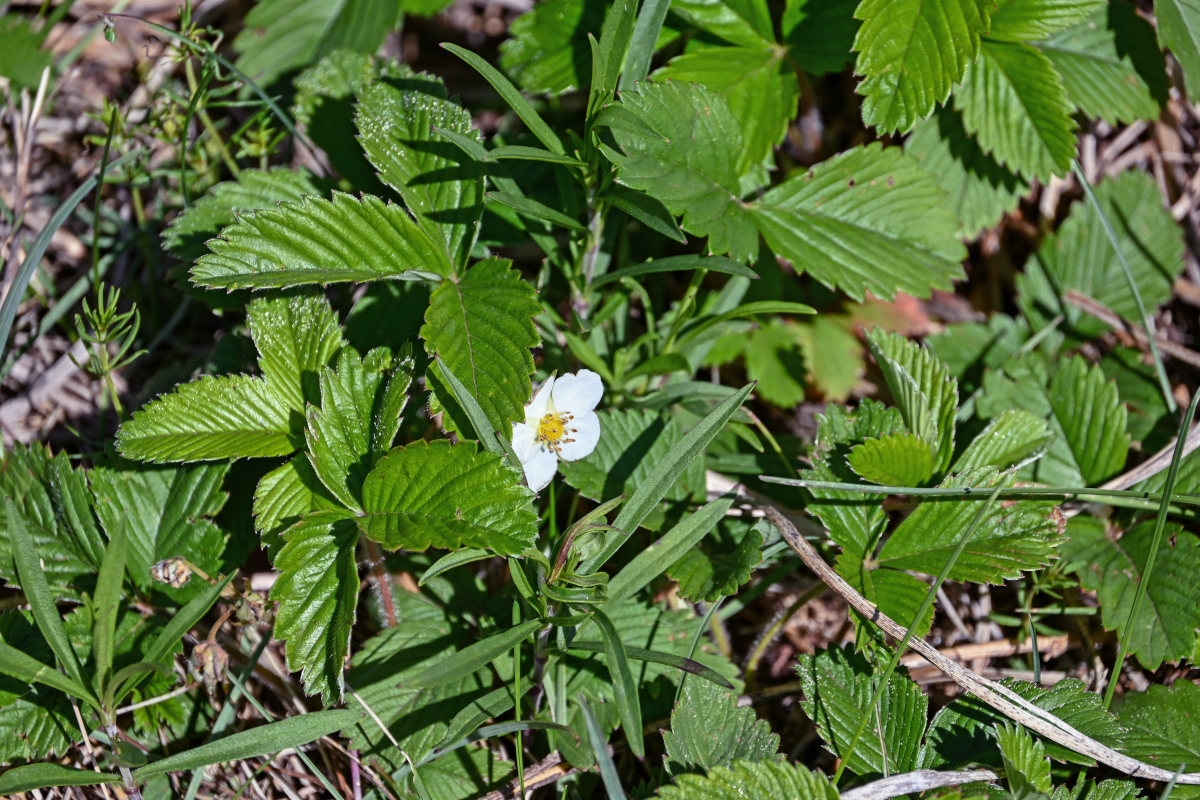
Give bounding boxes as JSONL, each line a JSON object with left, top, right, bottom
{"left": 511, "top": 369, "right": 603, "bottom": 492}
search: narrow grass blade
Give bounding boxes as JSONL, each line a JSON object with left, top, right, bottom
{"left": 6, "top": 499, "right": 94, "bottom": 705}
{"left": 0, "top": 764, "right": 121, "bottom": 793}
{"left": 581, "top": 383, "right": 754, "bottom": 573}
{"left": 593, "top": 607, "right": 644, "bottom": 758}
{"left": 580, "top": 695, "right": 629, "bottom": 800}
{"left": 431, "top": 359, "right": 503, "bottom": 455}
{"left": 0, "top": 642, "right": 94, "bottom": 701}
{"left": 407, "top": 619, "right": 542, "bottom": 689}
{"left": 441, "top": 43, "right": 566, "bottom": 155}
{"left": 487, "top": 190, "right": 586, "bottom": 231}
{"left": 621, "top": 0, "right": 672, "bottom": 89}
{"left": 92, "top": 516, "right": 127, "bottom": 691}
{"left": 606, "top": 492, "right": 736, "bottom": 604}
{"left": 420, "top": 547, "right": 492, "bottom": 586}
{"left": 564, "top": 641, "right": 733, "bottom": 688}
{"left": 0, "top": 149, "right": 142, "bottom": 365}
{"left": 1104, "top": 390, "right": 1200, "bottom": 706}
{"left": 593, "top": 255, "right": 756, "bottom": 288}
{"left": 395, "top": 720, "right": 570, "bottom": 781}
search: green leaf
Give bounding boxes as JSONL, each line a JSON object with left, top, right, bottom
{"left": 359, "top": 440, "right": 538, "bottom": 554}
{"left": 1114, "top": 681, "right": 1200, "bottom": 774}
{"left": 409, "top": 619, "right": 542, "bottom": 690}
{"left": 0, "top": 16, "right": 52, "bottom": 92}
{"left": 656, "top": 759, "right": 838, "bottom": 800}
{"left": 273, "top": 516, "right": 360, "bottom": 703}
{"left": 986, "top": 0, "right": 1103, "bottom": 42}
{"left": 91, "top": 462, "right": 229, "bottom": 596}
{"left": 117, "top": 374, "right": 296, "bottom": 463}
{"left": 356, "top": 81, "right": 484, "bottom": 270}
{"left": 663, "top": 678, "right": 780, "bottom": 775}
{"left": 835, "top": 556, "right": 936, "bottom": 639}
{"left": 1061, "top": 520, "right": 1200, "bottom": 669}
{"left": 655, "top": 45, "right": 798, "bottom": 174}
{"left": 602, "top": 80, "right": 758, "bottom": 262}
{"left": 953, "top": 408, "right": 1053, "bottom": 472}
{"left": 668, "top": 517, "right": 765, "bottom": 603}
{"left": 602, "top": 185, "right": 688, "bottom": 244}
{"left": 905, "top": 109, "right": 1030, "bottom": 240}
{"left": 0, "top": 445, "right": 104, "bottom": 599}
{"left": 306, "top": 347, "right": 413, "bottom": 510}
{"left": 782, "top": 0, "right": 860, "bottom": 76}
{"left": 486, "top": 190, "right": 585, "bottom": 231}
{"left": 253, "top": 456, "right": 339, "bottom": 561}
{"left": 593, "top": 255, "right": 755, "bottom": 288}
{"left": 1021, "top": 171, "right": 1185, "bottom": 339}
{"left": 163, "top": 168, "right": 322, "bottom": 259}
{"left": 794, "top": 315, "right": 866, "bottom": 402}
{"left": 796, "top": 645, "right": 928, "bottom": 776}
{"left": 191, "top": 193, "right": 451, "bottom": 289}
{"left": 1036, "top": 3, "right": 1166, "bottom": 124}
{"left": 954, "top": 39, "right": 1077, "bottom": 180}
{"left": 91, "top": 515, "right": 126, "bottom": 687}
{"left": 0, "top": 639, "right": 94, "bottom": 702}
{"left": 1156, "top": 0, "right": 1200, "bottom": 100}
{"left": 878, "top": 468, "right": 1065, "bottom": 583}
{"left": 592, "top": 607, "right": 645, "bottom": 758}
{"left": 848, "top": 432, "right": 935, "bottom": 487}
{"left": 669, "top": 0, "right": 774, "bottom": 48}
{"left": 751, "top": 144, "right": 967, "bottom": 301}
{"left": 1048, "top": 357, "right": 1129, "bottom": 485}
{"left": 560, "top": 409, "right": 705, "bottom": 527}
{"left": 853, "top": 0, "right": 992, "bottom": 133}
{"left": 135, "top": 709, "right": 361, "bottom": 778}
{"left": 232, "top": 0, "right": 399, "bottom": 88}
{"left": 742, "top": 320, "right": 807, "bottom": 408}
{"left": 996, "top": 723, "right": 1053, "bottom": 800}
{"left": 866, "top": 327, "right": 959, "bottom": 473}
{"left": 499, "top": 0, "right": 608, "bottom": 94}
{"left": 421, "top": 258, "right": 541, "bottom": 437}
{"left": 922, "top": 676, "right": 1123, "bottom": 768}
{"left": 248, "top": 292, "right": 345, "bottom": 413}
{"left": 0, "top": 764, "right": 121, "bottom": 794}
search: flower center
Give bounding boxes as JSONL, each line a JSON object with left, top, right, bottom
{"left": 536, "top": 412, "right": 576, "bottom": 453}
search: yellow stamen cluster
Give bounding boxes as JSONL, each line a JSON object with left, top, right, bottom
{"left": 537, "top": 412, "right": 577, "bottom": 454}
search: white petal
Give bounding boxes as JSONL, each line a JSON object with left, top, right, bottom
{"left": 511, "top": 421, "right": 539, "bottom": 459}
{"left": 558, "top": 411, "right": 600, "bottom": 461}
{"left": 525, "top": 375, "right": 555, "bottom": 423}
{"left": 551, "top": 370, "right": 603, "bottom": 414}
{"left": 522, "top": 447, "right": 559, "bottom": 492}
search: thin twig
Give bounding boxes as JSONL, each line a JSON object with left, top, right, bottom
{"left": 1063, "top": 289, "right": 1200, "bottom": 368}
{"left": 840, "top": 769, "right": 1000, "bottom": 800}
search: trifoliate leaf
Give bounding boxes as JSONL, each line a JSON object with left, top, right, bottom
{"left": 253, "top": 457, "right": 339, "bottom": 560}
{"left": 498, "top": 0, "right": 607, "bottom": 94}
{"left": 905, "top": 109, "right": 1029, "bottom": 240}
{"left": 797, "top": 645, "right": 928, "bottom": 776}
{"left": 853, "top": 0, "right": 992, "bottom": 133}
{"left": 1053, "top": 779, "right": 1142, "bottom": 800}
{"left": 922, "top": 677, "right": 1123, "bottom": 768}
{"left": 986, "top": 0, "right": 1104, "bottom": 42}
{"left": 782, "top": 0, "right": 860, "bottom": 75}
{"left": 878, "top": 467, "right": 1065, "bottom": 583}
{"left": 421, "top": 258, "right": 540, "bottom": 437}
{"left": 667, "top": 517, "right": 764, "bottom": 603}
{"left": 1114, "top": 681, "right": 1200, "bottom": 775}
{"left": 272, "top": 515, "right": 359, "bottom": 703}
{"left": 954, "top": 39, "right": 1077, "bottom": 180}
{"left": 1061, "top": 519, "right": 1200, "bottom": 669}
{"left": 996, "top": 723, "right": 1053, "bottom": 800}
{"left": 603, "top": 80, "right": 758, "bottom": 262}
{"left": 191, "top": 193, "right": 451, "bottom": 289}
{"left": 247, "top": 293, "right": 344, "bottom": 413}
{"left": 926, "top": 314, "right": 1028, "bottom": 392}
{"left": 1047, "top": 356, "right": 1129, "bottom": 485}
{"left": 356, "top": 81, "right": 484, "bottom": 270}
{"left": 656, "top": 759, "right": 838, "bottom": 800}
{"left": 953, "top": 409, "right": 1053, "bottom": 472}
{"left": 560, "top": 409, "right": 705, "bottom": 528}
{"left": 662, "top": 679, "right": 781, "bottom": 776}
{"left": 0, "top": 445, "right": 103, "bottom": 600}
{"left": 654, "top": 45, "right": 799, "bottom": 174}
{"left": 117, "top": 375, "right": 297, "bottom": 463}
{"left": 848, "top": 432, "right": 935, "bottom": 487}
{"left": 91, "top": 461, "right": 228, "bottom": 596}
{"left": 306, "top": 347, "right": 413, "bottom": 510}
{"left": 1021, "top": 171, "right": 1184, "bottom": 339}
{"left": 359, "top": 441, "right": 537, "bottom": 553}
{"left": 232, "top": 0, "right": 400, "bottom": 88}
{"left": 668, "top": 0, "right": 774, "bottom": 47}
{"left": 794, "top": 314, "right": 865, "bottom": 402}
{"left": 163, "top": 168, "right": 322, "bottom": 260}
{"left": 752, "top": 144, "right": 967, "bottom": 301}
{"left": 743, "top": 319, "right": 806, "bottom": 408}
{"left": 1036, "top": 3, "right": 1167, "bottom": 124}
{"left": 1156, "top": 0, "right": 1200, "bottom": 101}
{"left": 866, "top": 328, "right": 959, "bottom": 473}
